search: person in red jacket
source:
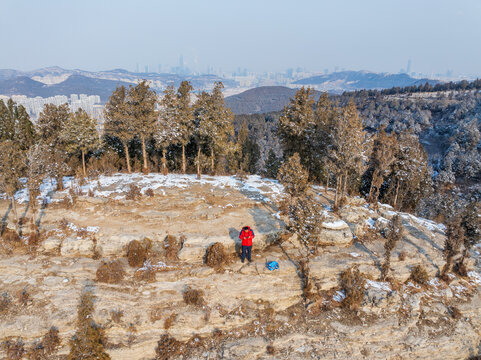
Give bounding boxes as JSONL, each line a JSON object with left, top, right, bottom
{"left": 239, "top": 226, "right": 255, "bottom": 263}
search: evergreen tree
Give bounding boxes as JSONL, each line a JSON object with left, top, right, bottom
{"left": 104, "top": 86, "right": 135, "bottom": 173}
{"left": 127, "top": 81, "right": 157, "bottom": 173}
{"left": 263, "top": 149, "right": 281, "bottom": 179}
{"left": 441, "top": 217, "right": 464, "bottom": 278}
{"left": 61, "top": 109, "right": 100, "bottom": 177}
{"left": 236, "top": 122, "right": 260, "bottom": 174}
{"left": 156, "top": 85, "right": 178, "bottom": 175}
{"left": 0, "top": 99, "right": 36, "bottom": 150}
{"left": 367, "top": 127, "right": 398, "bottom": 203}
{"left": 0, "top": 140, "right": 26, "bottom": 232}
{"left": 278, "top": 87, "right": 316, "bottom": 172}
{"left": 37, "top": 103, "right": 70, "bottom": 189}
{"left": 176, "top": 80, "right": 194, "bottom": 173}
{"left": 381, "top": 215, "right": 404, "bottom": 280}
{"left": 328, "top": 100, "right": 368, "bottom": 207}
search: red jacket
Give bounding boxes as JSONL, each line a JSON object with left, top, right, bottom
{"left": 239, "top": 227, "right": 255, "bottom": 246}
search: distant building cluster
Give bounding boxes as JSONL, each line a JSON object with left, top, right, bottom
{"left": 0, "top": 94, "right": 103, "bottom": 122}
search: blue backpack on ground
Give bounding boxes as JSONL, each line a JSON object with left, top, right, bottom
{"left": 266, "top": 261, "right": 279, "bottom": 271}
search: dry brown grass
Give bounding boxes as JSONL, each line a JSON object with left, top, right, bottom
{"left": 27, "top": 327, "right": 61, "bottom": 359}
{"left": 183, "top": 286, "right": 205, "bottom": 307}
{"left": 266, "top": 344, "right": 276, "bottom": 355}
{"left": 164, "top": 235, "right": 181, "bottom": 262}
{"left": 96, "top": 260, "right": 125, "bottom": 284}
{"left": 16, "top": 288, "right": 29, "bottom": 306}
{"left": 150, "top": 306, "right": 163, "bottom": 323}
{"left": 145, "top": 188, "right": 154, "bottom": 197}
{"left": 110, "top": 310, "right": 123, "bottom": 324}
{"left": 453, "top": 261, "right": 468, "bottom": 277}
{"left": 2, "top": 339, "right": 25, "bottom": 360}
{"left": 409, "top": 265, "right": 429, "bottom": 285}
{"left": 127, "top": 240, "right": 147, "bottom": 268}
{"left": 398, "top": 251, "right": 406, "bottom": 261}
{"left": 340, "top": 266, "right": 366, "bottom": 311}
{"left": 126, "top": 184, "right": 142, "bottom": 200}
{"left": 0, "top": 292, "right": 12, "bottom": 315}
{"left": 1, "top": 228, "right": 20, "bottom": 243}
{"left": 205, "top": 242, "right": 227, "bottom": 268}
{"left": 134, "top": 266, "right": 157, "bottom": 282}
{"left": 164, "top": 313, "right": 177, "bottom": 329}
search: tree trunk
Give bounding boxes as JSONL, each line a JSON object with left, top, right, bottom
{"left": 197, "top": 145, "right": 201, "bottom": 179}
{"left": 57, "top": 176, "right": 64, "bottom": 191}
{"left": 81, "top": 150, "right": 86, "bottom": 178}
{"left": 141, "top": 136, "right": 149, "bottom": 173}
{"left": 182, "top": 144, "right": 186, "bottom": 174}
{"left": 162, "top": 148, "right": 168, "bottom": 175}
{"left": 342, "top": 171, "right": 348, "bottom": 198}
{"left": 325, "top": 172, "right": 330, "bottom": 194}
{"left": 334, "top": 175, "right": 340, "bottom": 208}
{"left": 124, "top": 143, "right": 132, "bottom": 173}
{"left": 210, "top": 147, "right": 215, "bottom": 175}
{"left": 393, "top": 181, "right": 400, "bottom": 209}
{"left": 368, "top": 177, "right": 374, "bottom": 203}
{"left": 10, "top": 196, "right": 18, "bottom": 233}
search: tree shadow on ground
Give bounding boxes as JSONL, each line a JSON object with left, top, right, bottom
{"left": 1, "top": 202, "right": 12, "bottom": 235}
{"left": 353, "top": 241, "right": 382, "bottom": 271}
{"left": 229, "top": 227, "right": 241, "bottom": 258}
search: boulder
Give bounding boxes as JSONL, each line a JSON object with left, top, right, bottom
{"left": 318, "top": 220, "right": 353, "bottom": 246}
{"left": 60, "top": 236, "right": 95, "bottom": 257}
{"left": 96, "top": 233, "right": 140, "bottom": 257}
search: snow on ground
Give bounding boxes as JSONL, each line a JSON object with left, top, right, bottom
{"left": 401, "top": 213, "right": 446, "bottom": 233}
{"left": 322, "top": 220, "right": 348, "bottom": 230}
{"left": 4, "top": 173, "right": 285, "bottom": 205}
{"left": 365, "top": 280, "right": 391, "bottom": 292}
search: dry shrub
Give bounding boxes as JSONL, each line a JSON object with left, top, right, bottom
{"left": 68, "top": 291, "right": 110, "bottom": 360}
{"left": 145, "top": 188, "right": 154, "bottom": 197}
{"left": 183, "top": 286, "right": 204, "bottom": 307}
{"left": 448, "top": 306, "right": 462, "bottom": 320}
{"left": 88, "top": 151, "right": 122, "bottom": 176}
{"left": 150, "top": 307, "right": 163, "bottom": 323}
{"left": 26, "top": 231, "right": 42, "bottom": 248}
{"left": 299, "top": 260, "right": 314, "bottom": 301}
{"left": 409, "top": 265, "right": 429, "bottom": 285}
{"left": 59, "top": 218, "right": 69, "bottom": 231}
{"left": 2, "top": 339, "right": 25, "bottom": 360}
{"left": 164, "top": 313, "right": 177, "bottom": 329}
{"left": 110, "top": 310, "right": 123, "bottom": 324}
{"left": 2, "top": 228, "right": 20, "bottom": 243}
{"left": 96, "top": 260, "right": 125, "bottom": 284}
{"left": 127, "top": 240, "right": 147, "bottom": 268}
{"left": 205, "top": 242, "right": 227, "bottom": 268}
{"left": 266, "top": 344, "right": 276, "bottom": 355}
{"left": 0, "top": 292, "right": 11, "bottom": 315}
{"left": 398, "top": 251, "right": 406, "bottom": 261}
{"left": 134, "top": 266, "right": 157, "bottom": 282}
{"left": 453, "top": 261, "right": 468, "bottom": 277}
{"left": 340, "top": 266, "right": 366, "bottom": 311}
{"left": 164, "top": 235, "right": 180, "bottom": 261}
{"left": 155, "top": 334, "right": 183, "bottom": 360}
{"left": 28, "top": 327, "right": 60, "bottom": 359}
{"left": 126, "top": 184, "right": 141, "bottom": 200}
{"left": 17, "top": 288, "right": 29, "bottom": 306}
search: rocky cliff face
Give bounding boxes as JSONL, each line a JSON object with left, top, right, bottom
{"left": 0, "top": 174, "right": 480, "bottom": 359}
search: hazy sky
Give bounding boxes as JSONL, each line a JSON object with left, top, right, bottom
{"left": 1, "top": 0, "right": 481, "bottom": 76}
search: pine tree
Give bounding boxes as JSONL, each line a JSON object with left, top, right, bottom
{"left": 37, "top": 103, "right": 70, "bottom": 189}
{"left": 127, "top": 81, "right": 157, "bottom": 173}
{"left": 176, "top": 80, "right": 194, "bottom": 173}
{"left": 367, "top": 127, "right": 398, "bottom": 203}
{"left": 156, "top": 85, "right": 178, "bottom": 175}
{"left": 0, "top": 140, "right": 26, "bottom": 232}
{"left": 263, "top": 149, "right": 281, "bottom": 179}
{"left": 61, "top": 109, "right": 100, "bottom": 177}
{"left": 313, "top": 92, "right": 335, "bottom": 186}
{"left": 236, "top": 122, "right": 260, "bottom": 173}
{"left": 0, "top": 99, "right": 36, "bottom": 150}
{"left": 104, "top": 86, "right": 135, "bottom": 173}
{"left": 278, "top": 87, "right": 316, "bottom": 173}
{"left": 328, "top": 100, "right": 368, "bottom": 208}
{"left": 388, "top": 130, "right": 432, "bottom": 211}
{"left": 441, "top": 217, "right": 464, "bottom": 278}
{"left": 381, "top": 215, "right": 404, "bottom": 280}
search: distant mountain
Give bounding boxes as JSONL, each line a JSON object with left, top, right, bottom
{"left": 293, "top": 71, "right": 439, "bottom": 92}
{"left": 225, "top": 86, "right": 321, "bottom": 115}
{"left": 0, "top": 66, "right": 236, "bottom": 101}
{"left": 0, "top": 75, "right": 132, "bottom": 102}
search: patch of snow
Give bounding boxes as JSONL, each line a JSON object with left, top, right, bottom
{"left": 333, "top": 290, "right": 346, "bottom": 302}
{"left": 86, "top": 226, "right": 99, "bottom": 233}
{"left": 467, "top": 271, "right": 481, "bottom": 285}
{"left": 322, "top": 220, "right": 348, "bottom": 230}
{"left": 349, "top": 252, "right": 361, "bottom": 258}
{"left": 365, "top": 280, "right": 391, "bottom": 292}
{"left": 365, "top": 218, "right": 376, "bottom": 229}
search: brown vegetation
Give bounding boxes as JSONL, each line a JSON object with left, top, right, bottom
{"left": 0, "top": 292, "right": 11, "bottom": 315}
{"left": 127, "top": 240, "right": 147, "bottom": 267}
{"left": 145, "top": 188, "right": 154, "bottom": 197}
{"left": 125, "top": 184, "right": 141, "bottom": 200}
{"left": 183, "top": 286, "right": 205, "bottom": 307}
{"left": 340, "top": 266, "right": 366, "bottom": 310}
{"left": 205, "top": 242, "right": 227, "bottom": 268}
{"left": 164, "top": 235, "right": 181, "bottom": 261}
{"left": 2, "top": 339, "right": 25, "bottom": 360}
{"left": 155, "top": 334, "right": 183, "bottom": 360}
{"left": 68, "top": 291, "right": 110, "bottom": 360}
{"left": 164, "top": 313, "right": 177, "bottom": 330}
{"left": 409, "top": 265, "right": 429, "bottom": 285}
{"left": 96, "top": 260, "right": 125, "bottom": 284}
{"left": 27, "top": 327, "right": 60, "bottom": 360}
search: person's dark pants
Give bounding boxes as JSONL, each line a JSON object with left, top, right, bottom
{"left": 241, "top": 245, "right": 252, "bottom": 262}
